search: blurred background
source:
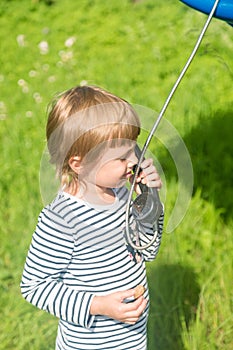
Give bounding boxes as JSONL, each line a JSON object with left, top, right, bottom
{"left": 0, "top": 0, "right": 232, "bottom": 349}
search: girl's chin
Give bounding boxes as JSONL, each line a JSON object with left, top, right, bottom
{"left": 113, "top": 178, "right": 127, "bottom": 188}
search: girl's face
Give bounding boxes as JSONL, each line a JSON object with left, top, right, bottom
{"left": 79, "top": 141, "right": 138, "bottom": 192}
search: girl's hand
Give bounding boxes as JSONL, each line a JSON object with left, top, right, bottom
{"left": 90, "top": 289, "right": 147, "bottom": 325}
{"left": 135, "top": 158, "right": 162, "bottom": 192}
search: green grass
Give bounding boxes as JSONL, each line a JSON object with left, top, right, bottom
{"left": 0, "top": 0, "right": 232, "bottom": 349}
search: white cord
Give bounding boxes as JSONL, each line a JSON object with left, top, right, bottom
{"left": 125, "top": 0, "right": 221, "bottom": 250}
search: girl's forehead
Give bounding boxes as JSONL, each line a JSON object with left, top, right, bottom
{"left": 80, "top": 138, "right": 137, "bottom": 166}
{"left": 101, "top": 141, "right": 136, "bottom": 160}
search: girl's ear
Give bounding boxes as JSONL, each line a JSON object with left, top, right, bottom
{"left": 68, "top": 156, "right": 82, "bottom": 174}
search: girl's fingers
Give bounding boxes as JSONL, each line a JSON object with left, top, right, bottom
{"left": 123, "top": 297, "right": 147, "bottom": 324}
{"left": 140, "top": 159, "right": 158, "bottom": 178}
{"left": 124, "top": 296, "right": 147, "bottom": 315}
{"left": 140, "top": 172, "right": 162, "bottom": 188}
{"left": 132, "top": 158, "right": 162, "bottom": 191}
{"left": 137, "top": 161, "right": 162, "bottom": 189}
{"left": 140, "top": 158, "right": 153, "bottom": 169}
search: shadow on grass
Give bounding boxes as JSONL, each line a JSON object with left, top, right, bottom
{"left": 160, "top": 108, "right": 233, "bottom": 220}
{"left": 147, "top": 264, "right": 200, "bottom": 350}
{"left": 184, "top": 109, "right": 233, "bottom": 219}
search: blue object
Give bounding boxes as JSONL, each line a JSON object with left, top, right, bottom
{"left": 180, "top": 0, "right": 233, "bottom": 25}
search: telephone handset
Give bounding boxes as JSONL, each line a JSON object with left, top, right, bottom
{"left": 124, "top": 144, "right": 163, "bottom": 251}
{"left": 132, "top": 145, "right": 163, "bottom": 224}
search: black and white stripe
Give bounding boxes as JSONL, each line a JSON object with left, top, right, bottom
{"left": 21, "top": 187, "right": 163, "bottom": 350}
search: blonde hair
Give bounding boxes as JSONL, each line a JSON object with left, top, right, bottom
{"left": 46, "top": 85, "right": 140, "bottom": 193}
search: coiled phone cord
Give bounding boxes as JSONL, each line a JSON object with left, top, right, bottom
{"left": 125, "top": 0, "right": 221, "bottom": 250}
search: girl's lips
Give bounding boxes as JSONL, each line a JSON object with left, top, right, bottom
{"left": 124, "top": 171, "right": 133, "bottom": 179}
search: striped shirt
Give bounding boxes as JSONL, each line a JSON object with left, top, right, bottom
{"left": 21, "top": 186, "right": 163, "bottom": 350}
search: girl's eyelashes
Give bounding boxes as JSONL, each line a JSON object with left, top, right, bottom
{"left": 119, "top": 149, "right": 135, "bottom": 161}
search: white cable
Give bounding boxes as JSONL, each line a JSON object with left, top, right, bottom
{"left": 125, "top": 0, "right": 221, "bottom": 250}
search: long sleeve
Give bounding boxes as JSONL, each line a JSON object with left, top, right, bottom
{"left": 139, "top": 209, "right": 164, "bottom": 261}
{"left": 21, "top": 190, "right": 153, "bottom": 349}
{"left": 20, "top": 206, "right": 95, "bottom": 328}
{"left": 121, "top": 185, "right": 164, "bottom": 262}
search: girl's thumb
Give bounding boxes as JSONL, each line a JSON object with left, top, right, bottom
{"left": 120, "top": 289, "right": 135, "bottom": 303}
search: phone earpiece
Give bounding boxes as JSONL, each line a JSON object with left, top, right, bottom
{"left": 132, "top": 176, "right": 163, "bottom": 223}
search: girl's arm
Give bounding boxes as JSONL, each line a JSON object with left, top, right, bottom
{"left": 90, "top": 290, "right": 147, "bottom": 325}
{"left": 135, "top": 158, "right": 164, "bottom": 261}
{"left": 20, "top": 207, "right": 95, "bottom": 328}
{"left": 21, "top": 207, "right": 148, "bottom": 326}
{"left": 136, "top": 210, "right": 164, "bottom": 261}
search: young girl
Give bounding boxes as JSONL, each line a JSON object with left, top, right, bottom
{"left": 21, "top": 85, "right": 164, "bottom": 350}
